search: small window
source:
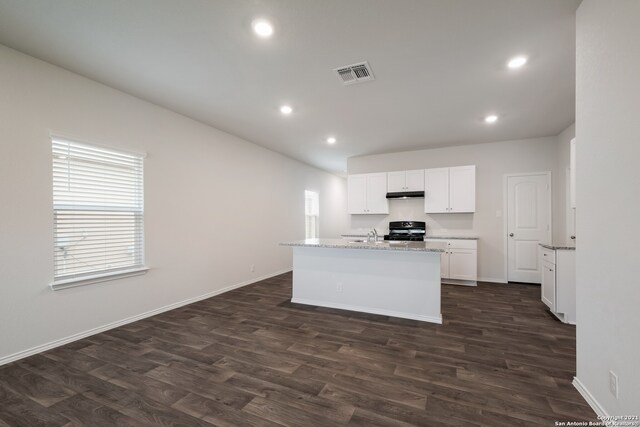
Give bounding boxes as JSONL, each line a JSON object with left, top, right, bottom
{"left": 305, "top": 190, "right": 319, "bottom": 239}
{"left": 51, "top": 137, "right": 146, "bottom": 289}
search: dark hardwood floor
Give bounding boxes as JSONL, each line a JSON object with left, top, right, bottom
{"left": 0, "top": 273, "right": 596, "bottom": 426}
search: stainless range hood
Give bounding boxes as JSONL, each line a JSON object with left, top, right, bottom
{"left": 386, "top": 191, "right": 425, "bottom": 199}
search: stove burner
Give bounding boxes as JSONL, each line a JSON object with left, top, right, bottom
{"left": 383, "top": 220, "right": 426, "bottom": 242}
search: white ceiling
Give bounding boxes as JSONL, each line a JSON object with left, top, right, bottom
{"left": 0, "top": 0, "right": 579, "bottom": 174}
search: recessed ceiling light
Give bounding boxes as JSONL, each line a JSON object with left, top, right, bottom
{"left": 507, "top": 56, "right": 528, "bottom": 69}
{"left": 280, "top": 105, "right": 292, "bottom": 115}
{"left": 327, "top": 137, "right": 337, "bottom": 144}
{"left": 485, "top": 114, "right": 498, "bottom": 124}
{"left": 252, "top": 19, "right": 274, "bottom": 38}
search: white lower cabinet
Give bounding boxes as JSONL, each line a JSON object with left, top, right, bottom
{"left": 425, "top": 239, "right": 477, "bottom": 286}
{"left": 539, "top": 246, "right": 576, "bottom": 324}
{"left": 541, "top": 260, "right": 556, "bottom": 311}
{"left": 449, "top": 249, "right": 477, "bottom": 281}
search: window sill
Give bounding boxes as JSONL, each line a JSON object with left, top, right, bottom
{"left": 50, "top": 267, "right": 149, "bottom": 291}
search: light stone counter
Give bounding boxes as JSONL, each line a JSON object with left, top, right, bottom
{"left": 424, "top": 236, "right": 479, "bottom": 240}
{"left": 281, "top": 238, "right": 445, "bottom": 253}
{"left": 539, "top": 243, "right": 576, "bottom": 250}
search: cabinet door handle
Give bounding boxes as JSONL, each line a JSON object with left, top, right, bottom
{"left": 509, "top": 233, "right": 514, "bottom": 237}
{"left": 570, "top": 235, "right": 576, "bottom": 240}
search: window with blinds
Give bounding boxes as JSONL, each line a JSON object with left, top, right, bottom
{"left": 52, "top": 137, "right": 145, "bottom": 288}
{"left": 305, "top": 190, "right": 319, "bottom": 239}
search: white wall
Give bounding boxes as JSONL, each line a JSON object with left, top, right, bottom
{"left": 348, "top": 136, "right": 565, "bottom": 283}
{"left": 0, "top": 45, "right": 347, "bottom": 363}
{"left": 575, "top": 0, "right": 640, "bottom": 414}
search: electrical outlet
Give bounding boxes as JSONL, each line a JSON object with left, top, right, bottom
{"left": 250, "top": 264, "right": 255, "bottom": 272}
{"left": 609, "top": 370, "right": 618, "bottom": 399}
{"left": 336, "top": 282, "right": 343, "bottom": 292}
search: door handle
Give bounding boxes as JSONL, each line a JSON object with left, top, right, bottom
{"left": 570, "top": 235, "right": 576, "bottom": 240}
{"left": 509, "top": 233, "right": 514, "bottom": 237}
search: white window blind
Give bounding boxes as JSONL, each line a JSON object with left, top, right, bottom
{"left": 305, "top": 190, "right": 319, "bottom": 239}
{"left": 52, "top": 137, "right": 145, "bottom": 287}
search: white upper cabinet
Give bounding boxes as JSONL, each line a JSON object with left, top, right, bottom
{"left": 348, "top": 173, "right": 389, "bottom": 214}
{"left": 347, "top": 174, "right": 367, "bottom": 214}
{"left": 387, "top": 171, "right": 406, "bottom": 193}
{"left": 365, "top": 173, "right": 389, "bottom": 214}
{"left": 424, "top": 168, "right": 450, "bottom": 213}
{"left": 406, "top": 169, "right": 425, "bottom": 191}
{"left": 387, "top": 169, "right": 424, "bottom": 192}
{"left": 425, "top": 165, "right": 475, "bottom": 213}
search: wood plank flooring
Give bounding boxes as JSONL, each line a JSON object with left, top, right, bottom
{"left": 0, "top": 272, "right": 596, "bottom": 426}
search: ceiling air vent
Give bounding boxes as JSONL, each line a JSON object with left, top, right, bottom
{"left": 334, "top": 61, "right": 375, "bottom": 85}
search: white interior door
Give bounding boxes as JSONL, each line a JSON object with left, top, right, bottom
{"left": 507, "top": 173, "right": 551, "bottom": 283}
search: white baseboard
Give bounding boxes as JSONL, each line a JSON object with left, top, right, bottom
{"left": 442, "top": 279, "right": 477, "bottom": 287}
{"left": 573, "top": 377, "right": 608, "bottom": 417}
{"left": 478, "top": 277, "right": 508, "bottom": 284}
{"left": 291, "top": 298, "right": 443, "bottom": 324}
{"left": 0, "top": 268, "right": 291, "bottom": 367}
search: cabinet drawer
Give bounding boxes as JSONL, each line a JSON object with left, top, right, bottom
{"left": 448, "top": 239, "right": 477, "bottom": 250}
{"left": 540, "top": 247, "right": 556, "bottom": 264}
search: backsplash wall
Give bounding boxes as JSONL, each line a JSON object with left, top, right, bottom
{"left": 348, "top": 198, "right": 475, "bottom": 236}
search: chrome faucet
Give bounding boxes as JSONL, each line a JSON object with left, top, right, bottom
{"left": 368, "top": 228, "right": 379, "bottom": 242}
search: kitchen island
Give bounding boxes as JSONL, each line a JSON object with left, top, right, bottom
{"left": 280, "top": 239, "right": 446, "bottom": 324}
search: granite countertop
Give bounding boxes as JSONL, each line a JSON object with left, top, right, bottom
{"left": 281, "top": 239, "right": 446, "bottom": 253}
{"left": 539, "top": 243, "right": 576, "bottom": 250}
{"left": 341, "top": 234, "right": 479, "bottom": 240}
{"left": 424, "top": 236, "right": 479, "bottom": 240}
